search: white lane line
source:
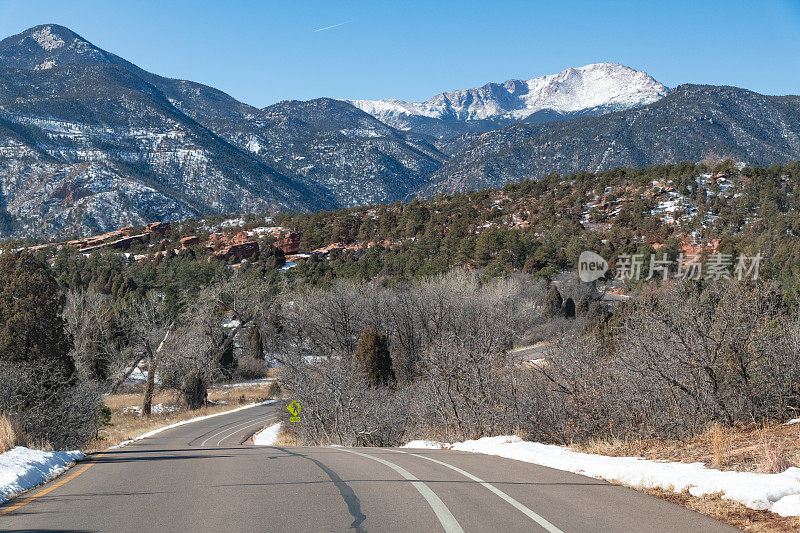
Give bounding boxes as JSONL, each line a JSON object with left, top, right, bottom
{"left": 336, "top": 448, "right": 464, "bottom": 533}
{"left": 199, "top": 414, "right": 276, "bottom": 447}
{"left": 393, "top": 450, "right": 563, "bottom": 533}
{"left": 215, "top": 416, "right": 279, "bottom": 447}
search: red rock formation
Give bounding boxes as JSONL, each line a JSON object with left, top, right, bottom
{"left": 180, "top": 236, "right": 200, "bottom": 248}
{"left": 146, "top": 222, "right": 171, "bottom": 234}
{"left": 275, "top": 232, "right": 301, "bottom": 254}
{"left": 232, "top": 231, "right": 251, "bottom": 244}
{"left": 214, "top": 241, "right": 259, "bottom": 261}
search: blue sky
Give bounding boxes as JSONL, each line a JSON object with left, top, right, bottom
{"left": 1, "top": 0, "right": 798, "bottom": 108}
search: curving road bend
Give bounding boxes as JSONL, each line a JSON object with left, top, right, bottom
{"left": 0, "top": 403, "right": 736, "bottom": 532}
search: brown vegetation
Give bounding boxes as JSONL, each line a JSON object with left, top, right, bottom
{"left": 0, "top": 413, "right": 27, "bottom": 452}
{"left": 640, "top": 488, "right": 800, "bottom": 533}
{"left": 573, "top": 422, "right": 800, "bottom": 474}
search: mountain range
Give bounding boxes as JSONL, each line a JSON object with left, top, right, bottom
{"left": 425, "top": 84, "right": 800, "bottom": 193}
{"left": 0, "top": 24, "right": 799, "bottom": 238}
{"left": 348, "top": 63, "right": 668, "bottom": 139}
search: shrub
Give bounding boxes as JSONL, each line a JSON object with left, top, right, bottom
{"left": 354, "top": 328, "right": 394, "bottom": 386}
{"left": 233, "top": 356, "right": 269, "bottom": 381}
{"left": 563, "top": 297, "right": 575, "bottom": 319}
{"left": 266, "top": 381, "right": 282, "bottom": 398}
{"left": 543, "top": 286, "right": 564, "bottom": 318}
{"left": 759, "top": 442, "right": 791, "bottom": 474}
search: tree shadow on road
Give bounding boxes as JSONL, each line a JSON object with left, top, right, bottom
{"left": 272, "top": 446, "right": 367, "bottom": 532}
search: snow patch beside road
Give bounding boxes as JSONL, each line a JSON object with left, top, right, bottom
{"left": 122, "top": 403, "right": 180, "bottom": 416}
{"left": 0, "top": 447, "right": 83, "bottom": 504}
{"left": 404, "top": 435, "right": 800, "bottom": 517}
{"left": 210, "top": 378, "right": 276, "bottom": 389}
{"left": 252, "top": 422, "right": 283, "bottom": 445}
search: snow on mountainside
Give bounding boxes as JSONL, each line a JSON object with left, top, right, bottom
{"left": 349, "top": 63, "right": 668, "bottom": 135}
{"left": 422, "top": 84, "right": 800, "bottom": 195}
{"left": 2, "top": 24, "right": 798, "bottom": 238}
{"left": 0, "top": 24, "right": 441, "bottom": 237}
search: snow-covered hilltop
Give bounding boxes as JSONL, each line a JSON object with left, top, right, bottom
{"left": 349, "top": 63, "right": 669, "bottom": 136}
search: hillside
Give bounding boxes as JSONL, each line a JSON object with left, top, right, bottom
{"left": 211, "top": 98, "right": 447, "bottom": 207}
{"left": 424, "top": 85, "right": 800, "bottom": 194}
{"left": 0, "top": 25, "right": 443, "bottom": 237}
{"left": 13, "top": 161, "right": 798, "bottom": 300}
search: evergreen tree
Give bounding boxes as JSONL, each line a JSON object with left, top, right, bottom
{"left": 564, "top": 297, "right": 576, "bottom": 319}
{"left": 354, "top": 328, "right": 394, "bottom": 386}
{"left": 219, "top": 342, "right": 237, "bottom": 379}
{"left": 543, "top": 285, "right": 564, "bottom": 318}
{"left": 0, "top": 250, "right": 74, "bottom": 375}
{"left": 245, "top": 326, "right": 263, "bottom": 360}
{"left": 585, "top": 302, "right": 612, "bottom": 333}
{"left": 0, "top": 250, "right": 101, "bottom": 449}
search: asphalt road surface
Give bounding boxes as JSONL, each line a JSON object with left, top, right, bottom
{"left": 1, "top": 403, "right": 736, "bottom": 532}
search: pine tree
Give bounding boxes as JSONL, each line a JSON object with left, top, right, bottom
{"left": 354, "top": 328, "right": 394, "bottom": 386}
{"left": 0, "top": 250, "right": 74, "bottom": 376}
{"left": 564, "top": 297, "right": 576, "bottom": 319}
{"left": 245, "top": 326, "right": 263, "bottom": 360}
{"left": 543, "top": 285, "right": 564, "bottom": 318}
{"left": 586, "top": 302, "right": 612, "bottom": 330}
{"left": 70, "top": 270, "right": 82, "bottom": 289}
{"left": 219, "top": 342, "right": 237, "bottom": 379}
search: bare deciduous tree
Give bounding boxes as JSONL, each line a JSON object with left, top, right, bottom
{"left": 161, "top": 273, "right": 275, "bottom": 408}
{"left": 122, "top": 292, "right": 175, "bottom": 417}
{"left": 64, "top": 289, "right": 128, "bottom": 384}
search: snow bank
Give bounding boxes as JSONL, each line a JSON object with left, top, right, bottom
{"left": 122, "top": 403, "right": 180, "bottom": 416}
{"left": 403, "top": 435, "right": 800, "bottom": 516}
{"left": 0, "top": 447, "right": 83, "bottom": 504}
{"left": 404, "top": 440, "right": 449, "bottom": 449}
{"left": 252, "top": 422, "right": 283, "bottom": 446}
{"left": 210, "top": 378, "right": 275, "bottom": 390}
{"left": 111, "top": 400, "right": 280, "bottom": 449}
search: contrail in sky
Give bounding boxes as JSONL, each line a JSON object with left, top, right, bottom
{"left": 314, "top": 21, "right": 349, "bottom": 32}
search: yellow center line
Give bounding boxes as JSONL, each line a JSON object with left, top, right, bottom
{"left": 0, "top": 450, "right": 109, "bottom": 516}
{"left": 1, "top": 403, "right": 276, "bottom": 517}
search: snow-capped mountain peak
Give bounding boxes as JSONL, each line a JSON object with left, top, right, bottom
{"left": 348, "top": 63, "right": 669, "bottom": 133}
{"left": 0, "top": 24, "right": 116, "bottom": 71}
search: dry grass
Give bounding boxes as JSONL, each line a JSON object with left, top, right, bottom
{"left": 272, "top": 425, "right": 303, "bottom": 446}
{"left": 571, "top": 423, "right": 800, "bottom": 531}
{"left": 573, "top": 422, "right": 800, "bottom": 473}
{"left": 207, "top": 381, "right": 278, "bottom": 405}
{"left": 711, "top": 423, "right": 733, "bottom": 468}
{"left": 758, "top": 442, "right": 791, "bottom": 474}
{"left": 639, "top": 487, "right": 800, "bottom": 533}
{"left": 90, "top": 380, "right": 283, "bottom": 452}
{"left": 0, "top": 412, "right": 26, "bottom": 452}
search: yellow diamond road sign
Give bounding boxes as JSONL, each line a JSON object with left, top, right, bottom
{"left": 287, "top": 400, "right": 301, "bottom": 422}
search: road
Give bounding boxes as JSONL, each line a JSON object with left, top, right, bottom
{"left": 1, "top": 403, "right": 736, "bottom": 532}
